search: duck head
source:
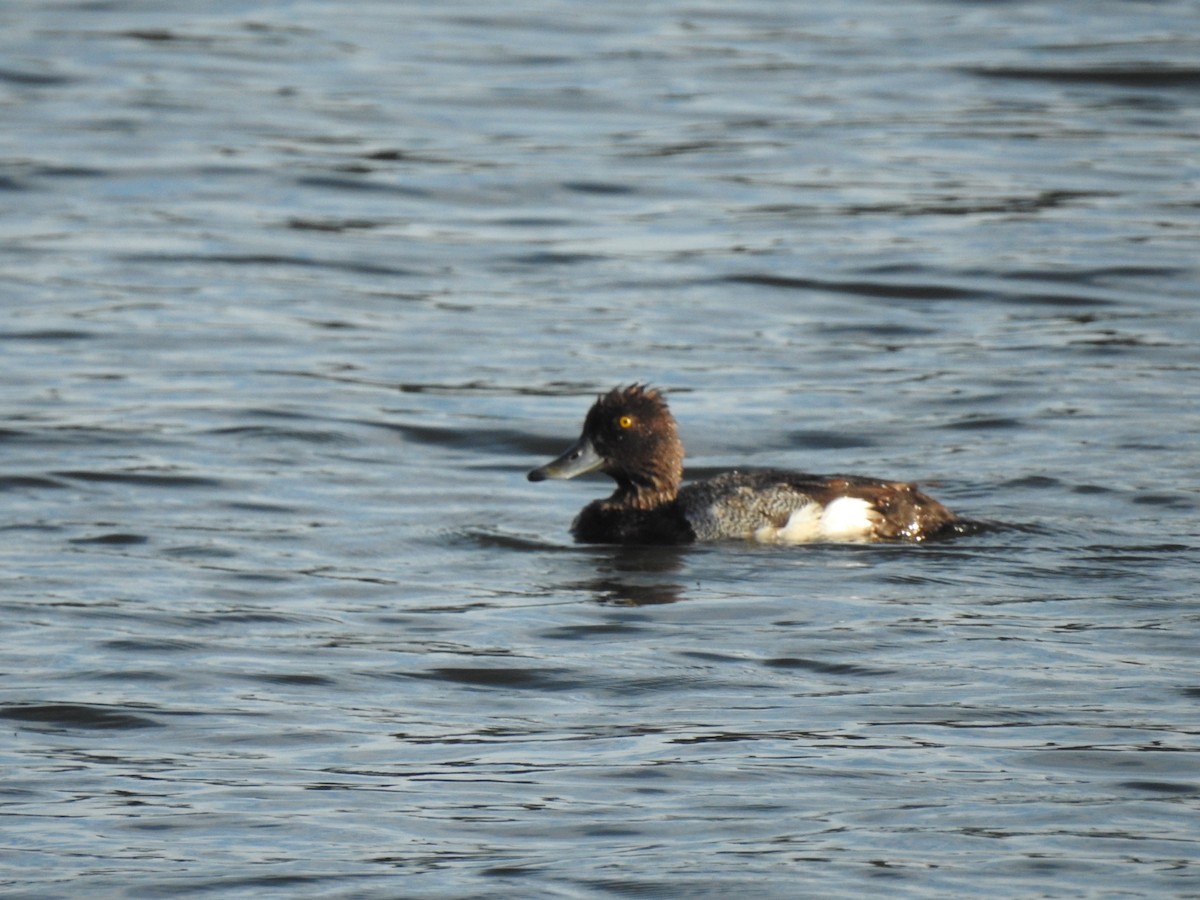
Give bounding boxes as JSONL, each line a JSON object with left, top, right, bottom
{"left": 528, "top": 384, "right": 684, "bottom": 509}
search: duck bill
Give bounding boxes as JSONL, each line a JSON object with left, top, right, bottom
{"left": 528, "top": 435, "right": 605, "bottom": 482}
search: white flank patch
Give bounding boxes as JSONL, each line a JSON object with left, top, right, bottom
{"left": 817, "top": 496, "right": 876, "bottom": 540}
{"left": 752, "top": 498, "right": 876, "bottom": 544}
{"left": 753, "top": 502, "right": 820, "bottom": 543}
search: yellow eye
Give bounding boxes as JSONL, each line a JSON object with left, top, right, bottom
{"left": 618, "top": 415, "right": 634, "bottom": 429}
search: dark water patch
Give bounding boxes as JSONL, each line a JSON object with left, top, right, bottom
{"left": 36, "top": 164, "right": 109, "bottom": 180}
{"left": 147, "top": 873, "right": 375, "bottom": 896}
{"left": 119, "top": 28, "right": 183, "bottom": 42}
{"left": 674, "top": 650, "right": 745, "bottom": 665}
{"left": 787, "top": 429, "right": 876, "bottom": 450}
{"left": 0, "top": 329, "right": 95, "bottom": 341}
{"left": 165, "top": 610, "right": 314, "bottom": 627}
{"left": 481, "top": 865, "right": 543, "bottom": 879}
{"left": 362, "top": 148, "right": 454, "bottom": 164}
{"left": 1131, "top": 492, "right": 1195, "bottom": 509}
{"left": 54, "top": 470, "right": 223, "bottom": 489}
{"left": 813, "top": 321, "right": 939, "bottom": 340}
{"left": 670, "top": 728, "right": 858, "bottom": 746}
{"left": 285, "top": 217, "right": 388, "bottom": 232}
{"left": 562, "top": 180, "right": 636, "bottom": 195}
{"left": 941, "top": 415, "right": 1023, "bottom": 431}
{"left": 844, "top": 189, "right": 1111, "bottom": 218}
{"left": 537, "top": 622, "right": 646, "bottom": 641}
{"left": 249, "top": 673, "right": 338, "bottom": 687}
{"left": 504, "top": 251, "right": 606, "bottom": 267}
{"left": 1014, "top": 292, "right": 1116, "bottom": 308}
{"left": 104, "top": 638, "right": 206, "bottom": 653}
{"left": 1118, "top": 780, "right": 1200, "bottom": 795}
{"left": 1000, "top": 475, "right": 1061, "bottom": 490}
{"left": 0, "top": 425, "right": 157, "bottom": 448}
{"left": 299, "top": 567, "right": 397, "bottom": 586}
{"left": 294, "top": 175, "right": 431, "bottom": 198}
{"left": 590, "top": 583, "right": 688, "bottom": 607}
{"left": 491, "top": 215, "right": 578, "bottom": 228}
{"left": 88, "top": 669, "right": 176, "bottom": 684}
{"left": 1021, "top": 749, "right": 1195, "bottom": 776}
{"left": 69, "top": 533, "right": 149, "bottom": 546}
{"left": 385, "top": 421, "right": 531, "bottom": 452}
{"left": 966, "top": 65, "right": 1200, "bottom": 89}
{"left": 726, "top": 273, "right": 1115, "bottom": 308}
{"left": 0, "top": 67, "right": 75, "bottom": 86}
{"left": 224, "top": 499, "right": 303, "bottom": 514}
{"left": 210, "top": 423, "right": 354, "bottom": 445}
{"left": 160, "top": 544, "right": 239, "bottom": 560}
{"left": 116, "top": 27, "right": 246, "bottom": 47}
{"left": 0, "top": 703, "right": 161, "bottom": 730}
{"left": 394, "top": 381, "right": 544, "bottom": 396}
{"left": 227, "top": 406, "right": 330, "bottom": 422}
{"left": 594, "top": 673, "right": 720, "bottom": 695}
{"left": 762, "top": 657, "right": 893, "bottom": 677}
{"left": 1078, "top": 543, "right": 1192, "bottom": 559}
{"left": 457, "top": 528, "right": 567, "bottom": 552}
{"left": 0, "top": 474, "right": 68, "bottom": 490}
{"left": 576, "top": 878, "right": 693, "bottom": 898}
{"left": 284, "top": 375, "right": 532, "bottom": 397}
{"left": 514, "top": 381, "right": 641, "bottom": 399}
{"left": 1067, "top": 330, "right": 1170, "bottom": 348}
{"left": 1117, "top": 440, "right": 1174, "bottom": 453}
{"left": 725, "top": 273, "right": 987, "bottom": 301}
{"left": 620, "top": 139, "right": 745, "bottom": 159}
{"left": 408, "top": 666, "right": 584, "bottom": 690}
{"left": 1000, "top": 265, "right": 1187, "bottom": 284}
{"left": 881, "top": 570, "right": 970, "bottom": 587}
{"left": 0, "top": 164, "right": 106, "bottom": 190}
{"left": 118, "top": 252, "right": 416, "bottom": 279}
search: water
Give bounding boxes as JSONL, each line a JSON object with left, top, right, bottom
{"left": 2, "top": 1, "right": 1199, "bottom": 896}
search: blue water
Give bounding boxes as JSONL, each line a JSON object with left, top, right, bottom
{"left": 2, "top": 1, "right": 1199, "bottom": 896}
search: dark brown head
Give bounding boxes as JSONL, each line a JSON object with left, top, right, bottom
{"left": 527, "top": 384, "right": 684, "bottom": 508}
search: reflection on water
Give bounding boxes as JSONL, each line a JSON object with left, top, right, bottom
{"left": 572, "top": 546, "right": 694, "bottom": 606}
{"left": 2, "top": 0, "right": 1199, "bottom": 896}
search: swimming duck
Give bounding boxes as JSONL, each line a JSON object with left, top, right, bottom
{"left": 528, "top": 384, "right": 964, "bottom": 545}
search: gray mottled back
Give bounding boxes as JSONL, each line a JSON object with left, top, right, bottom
{"left": 678, "top": 471, "right": 827, "bottom": 540}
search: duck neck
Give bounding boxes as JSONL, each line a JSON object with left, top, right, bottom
{"left": 613, "top": 481, "right": 673, "bottom": 510}
{"left": 611, "top": 464, "right": 682, "bottom": 511}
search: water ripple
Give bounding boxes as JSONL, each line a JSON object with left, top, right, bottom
{"left": 3, "top": 1, "right": 1198, "bottom": 897}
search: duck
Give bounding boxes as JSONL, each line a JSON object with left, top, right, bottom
{"left": 527, "top": 384, "right": 966, "bottom": 545}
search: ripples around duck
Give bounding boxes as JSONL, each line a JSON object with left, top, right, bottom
{"left": 2, "top": 0, "right": 1199, "bottom": 897}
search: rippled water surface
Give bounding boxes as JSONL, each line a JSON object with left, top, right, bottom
{"left": 3, "top": 1, "right": 1199, "bottom": 896}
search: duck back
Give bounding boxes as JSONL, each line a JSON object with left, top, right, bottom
{"left": 678, "top": 471, "right": 958, "bottom": 543}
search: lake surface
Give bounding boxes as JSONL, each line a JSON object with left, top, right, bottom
{"left": 2, "top": 1, "right": 1199, "bottom": 896}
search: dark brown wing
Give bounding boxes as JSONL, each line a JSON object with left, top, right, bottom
{"left": 815, "top": 475, "right": 958, "bottom": 540}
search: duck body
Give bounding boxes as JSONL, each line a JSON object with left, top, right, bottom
{"left": 528, "top": 385, "right": 963, "bottom": 546}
